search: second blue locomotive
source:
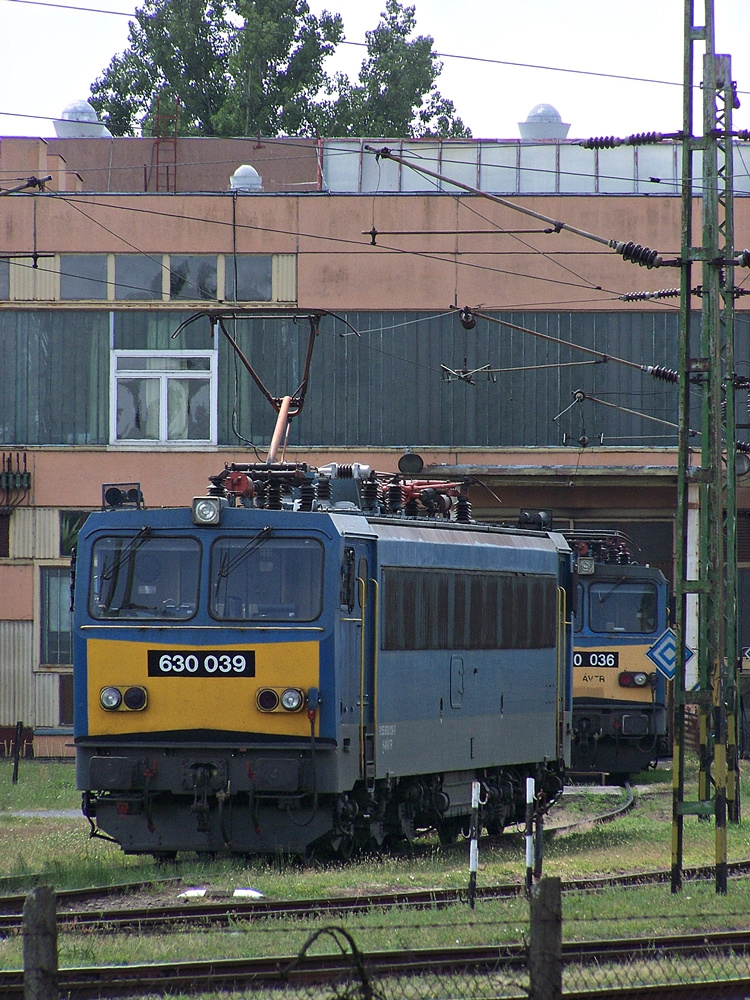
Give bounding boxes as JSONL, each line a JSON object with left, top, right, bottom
{"left": 73, "top": 461, "right": 573, "bottom": 858}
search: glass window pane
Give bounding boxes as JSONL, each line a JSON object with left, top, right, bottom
{"left": 90, "top": 535, "right": 201, "bottom": 620}
{"left": 60, "top": 255, "right": 108, "bottom": 300}
{"left": 116, "top": 378, "right": 160, "bottom": 440}
{"left": 589, "top": 581, "right": 658, "bottom": 634}
{"left": 168, "top": 378, "right": 210, "bottom": 440}
{"left": 115, "top": 255, "right": 163, "bottom": 300}
{"left": 41, "top": 567, "right": 72, "bottom": 663}
{"left": 211, "top": 537, "right": 323, "bottom": 621}
{"left": 116, "top": 356, "right": 211, "bottom": 372}
{"left": 0, "top": 259, "right": 9, "bottom": 299}
{"left": 170, "top": 255, "right": 217, "bottom": 300}
{"left": 226, "top": 256, "right": 272, "bottom": 301}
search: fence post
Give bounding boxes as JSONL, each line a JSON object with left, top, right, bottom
{"left": 23, "top": 886, "right": 57, "bottom": 1000}
{"left": 12, "top": 720, "right": 24, "bottom": 784}
{"left": 528, "top": 876, "right": 562, "bottom": 1000}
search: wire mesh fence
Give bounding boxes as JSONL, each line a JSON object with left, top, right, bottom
{"left": 273, "top": 893, "right": 750, "bottom": 1000}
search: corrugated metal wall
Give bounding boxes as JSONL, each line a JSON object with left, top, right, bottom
{"left": 0, "top": 622, "right": 36, "bottom": 726}
{"left": 219, "top": 310, "right": 687, "bottom": 449}
{"left": 10, "top": 508, "right": 59, "bottom": 559}
{"left": 2, "top": 307, "right": 748, "bottom": 450}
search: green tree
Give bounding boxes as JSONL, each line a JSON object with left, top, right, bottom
{"left": 89, "top": 0, "right": 469, "bottom": 138}
{"left": 90, "top": 0, "right": 343, "bottom": 136}
{"left": 213, "top": 0, "right": 343, "bottom": 136}
{"left": 90, "top": 0, "right": 234, "bottom": 135}
{"left": 319, "top": 1, "right": 470, "bottom": 138}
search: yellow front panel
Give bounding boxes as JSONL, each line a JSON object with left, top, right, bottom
{"left": 86, "top": 637, "right": 320, "bottom": 736}
{"left": 573, "top": 644, "right": 654, "bottom": 703}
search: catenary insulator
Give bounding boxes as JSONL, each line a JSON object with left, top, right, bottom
{"left": 614, "top": 241, "right": 662, "bottom": 268}
{"left": 580, "top": 135, "right": 620, "bottom": 149}
{"left": 624, "top": 132, "right": 664, "bottom": 145}
{"left": 737, "top": 250, "right": 750, "bottom": 268}
{"left": 459, "top": 307, "right": 477, "bottom": 330}
{"left": 619, "top": 288, "right": 680, "bottom": 301}
{"left": 644, "top": 365, "right": 679, "bottom": 384}
{"left": 737, "top": 440, "right": 750, "bottom": 455}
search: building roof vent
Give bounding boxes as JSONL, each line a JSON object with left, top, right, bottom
{"left": 518, "top": 103, "right": 570, "bottom": 140}
{"left": 229, "top": 164, "right": 263, "bottom": 192}
{"left": 53, "top": 100, "right": 112, "bottom": 138}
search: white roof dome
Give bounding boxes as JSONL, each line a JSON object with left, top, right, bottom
{"left": 518, "top": 103, "right": 570, "bottom": 140}
{"left": 229, "top": 164, "right": 263, "bottom": 191}
{"left": 53, "top": 100, "right": 112, "bottom": 138}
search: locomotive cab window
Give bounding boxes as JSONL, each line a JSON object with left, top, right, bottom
{"left": 588, "top": 580, "right": 658, "bottom": 634}
{"left": 210, "top": 536, "right": 323, "bottom": 622}
{"left": 89, "top": 535, "right": 201, "bottom": 620}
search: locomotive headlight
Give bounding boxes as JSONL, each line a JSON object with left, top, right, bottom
{"left": 123, "top": 686, "right": 148, "bottom": 710}
{"left": 256, "top": 688, "right": 280, "bottom": 712}
{"left": 100, "top": 687, "right": 122, "bottom": 710}
{"left": 618, "top": 671, "right": 649, "bottom": 688}
{"left": 280, "top": 688, "right": 304, "bottom": 712}
{"left": 192, "top": 496, "right": 221, "bottom": 526}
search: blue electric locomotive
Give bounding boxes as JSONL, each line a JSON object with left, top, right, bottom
{"left": 567, "top": 531, "right": 669, "bottom": 778}
{"left": 73, "top": 460, "right": 573, "bottom": 858}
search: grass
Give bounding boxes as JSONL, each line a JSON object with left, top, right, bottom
{"left": 2, "top": 756, "right": 750, "bottom": 980}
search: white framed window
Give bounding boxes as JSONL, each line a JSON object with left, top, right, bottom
{"left": 110, "top": 350, "right": 218, "bottom": 446}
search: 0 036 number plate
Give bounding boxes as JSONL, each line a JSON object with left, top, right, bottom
{"left": 147, "top": 650, "right": 256, "bottom": 676}
{"left": 573, "top": 651, "right": 619, "bottom": 668}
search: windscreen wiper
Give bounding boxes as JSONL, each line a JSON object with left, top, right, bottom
{"left": 100, "top": 526, "right": 152, "bottom": 611}
{"left": 213, "top": 525, "right": 273, "bottom": 599}
{"left": 597, "top": 577, "right": 627, "bottom": 605}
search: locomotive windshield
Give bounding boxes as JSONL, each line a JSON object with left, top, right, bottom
{"left": 210, "top": 536, "right": 323, "bottom": 622}
{"left": 588, "top": 580, "right": 657, "bottom": 634}
{"left": 90, "top": 533, "right": 201, "bottom": 619}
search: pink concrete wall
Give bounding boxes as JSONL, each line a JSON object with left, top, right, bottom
{"left": 2, "top": 184, "right": 747, "bottom": 312}
{"left": 0, "top": 565, "right": 33, "bottom": 619}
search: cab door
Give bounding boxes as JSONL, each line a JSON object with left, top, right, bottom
{"left": 337, "top": 540, "right": 377, "bottom": 781}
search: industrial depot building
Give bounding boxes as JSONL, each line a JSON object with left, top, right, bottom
{"left": 1, "top": 120, "right": 750, "bottom": 754}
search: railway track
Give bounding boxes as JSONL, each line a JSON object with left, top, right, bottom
{"left": 2, "top": 858, "right": 750, "bottom": 936}
{"left": 2, "top": 928, "right": 750, "bottom": 999}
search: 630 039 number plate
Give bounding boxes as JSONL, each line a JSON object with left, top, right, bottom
{"left": 573, "top": 651, "right": 619, "bottom": 668}
{"left": 147, "top": 650, "right": 255, "bottom": 676}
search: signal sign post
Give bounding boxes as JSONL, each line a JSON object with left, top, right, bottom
{"left": 647, "top": 629, "right": 693, "bottom": 682}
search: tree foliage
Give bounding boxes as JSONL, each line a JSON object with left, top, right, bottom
{"left": 319, "top": 1, "right": 470, "bottom": 138}
{"left": 89, "top": 0, "right": 469, "bottom": 138}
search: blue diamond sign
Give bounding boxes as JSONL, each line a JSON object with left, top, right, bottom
{"left": 646, "top": 628, "right": 694, "bottom": 681}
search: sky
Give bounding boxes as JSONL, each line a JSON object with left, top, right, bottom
{"left": 2, "top": 0, "right": 750, "bottom": 141}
